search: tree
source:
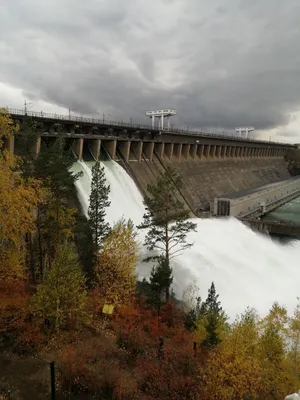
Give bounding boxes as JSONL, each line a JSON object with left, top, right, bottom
{"left": 257, "top": 302, "right": 290, "bottom": 398}
{"left": 33, "top": 135, "right": 81, "bottom": 275}
{"left": 287, "top": 299, "right": 300, "bottom": 385}
{"left": 0, "top": 155, "right": 40, "bottom": 281}
{"left": 139, "top": 167, "right": 196, "bottom": 298}
{"left": 0, "top": 108, "right": 18, "bottom": 150}
{"left": 17, "top": 116, "right": 40, "bottom": 181}
{"left": 31, "top": 242, "right": 89, "bottom": 331}
{"left": 148, "top": 257, "right": 173, "bottom": 313}
{"left": 88, "top": 161, "right": 111, "bottom": 252}
{"left": 95, "top": 218, "right": 138, "bottom": 305}
{"left": 200, "top": 282, "right": 227, "bottom": 349}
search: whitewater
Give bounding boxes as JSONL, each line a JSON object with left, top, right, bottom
{"left": 71, "top": 159, "right": 300, "bottom": 320}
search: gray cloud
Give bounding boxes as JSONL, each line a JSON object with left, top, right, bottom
{"left": 0, "top": 0, "right": 300, "bottom": 129}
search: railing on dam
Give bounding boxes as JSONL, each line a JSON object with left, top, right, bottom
{"left": 4, "top": 107, "right": 294, "bottom": 146}
{"left": 240, "top": 218, "right": 300, "bottom": 238}
{"left": 239, "top": 189, "right": 300, "bottom": 219}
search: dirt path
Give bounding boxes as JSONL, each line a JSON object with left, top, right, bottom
{"left": 0, "top": 352, "right": 53, "bottom": 400}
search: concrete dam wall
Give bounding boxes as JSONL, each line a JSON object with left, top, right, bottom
{"left": 5, "top": 110, "right": 295, "bottom": 216}
{"left": 127, "top": 154, "right": 290, "bottom": 215}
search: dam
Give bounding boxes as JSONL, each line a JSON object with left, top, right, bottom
{"left": 5, "top": 108, "right": 297, "bottom": 217}
{"left": 3, "top": 107, "right": 300, "bottom": 318}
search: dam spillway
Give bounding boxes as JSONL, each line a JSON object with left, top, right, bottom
{"left": 72, "top": 158, "right": 300, "bottom": 320}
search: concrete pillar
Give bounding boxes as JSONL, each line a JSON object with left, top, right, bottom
{"left": 4, "top": 135, "right": 15, "bottom": 155}
{"left": 173, "top": 143, "right": 182, "bottom": 160}
{"left": 104, "top": 140, "right": 116, "bottom": 160}
{"left": 182, "top": 144, "right": 190, "bottom": 159}
{"left": 119, "top": 141, "right": 131, "bottom": 162}
{"left": 216, "top": 146, "right": 221, "bottom": 158}
{"left": 204, "top": 145, "right": 210, "bottom": 158}
{"left": 197, "top": 144, "right": 204, "bottom": 159}
{"left": 144, "top": 142, "right": 154, "bottom": 162}
{"left": 156, "top": 143, "right": 165, "bottom": 159}
{"left": 73, "top": 138, "right": 83, "bottom": 160}
{"left": 90, "top": 139, "right": 101, "bottom": 161}
{"left": 190, "top": 144, "right": 198, "bottom": 159}
{"left": 226, "top": 146, "right": 231, "bottom": 157}
{"left": 134, "top": 141, "right": 143, "bottom": 162}
{"left": 210, "top": 145, "right": 216, "bottom": 158}
{"left": 165, "top": 143, "right": 174, "bottom": 159}
{"left": 35, "top": 136, "right": 41, "bottom": 157}
{"left": 231, "top": 146, "right": 236, "bottom": 157}
{"left": 221, "top": 146, "right": 227, "bottom": 158}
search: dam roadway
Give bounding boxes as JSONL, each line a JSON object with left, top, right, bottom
{"left": 3, "top": 107, "right": 299, "bottom": 217}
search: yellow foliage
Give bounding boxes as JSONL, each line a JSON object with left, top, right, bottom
{"left": 0, "top": 108, "right": 18, "bottom": 149}
{"left": 31, "top": 242, "right": 89, "bottom": 330}
{"left": 95, "top": 218, "right": 138, "bottom": 305}
{"left": 198, "top": 312, "right": 264, "bottom": 400}
{"left": 0, "top": 155, "right": 41, "bottom": 281}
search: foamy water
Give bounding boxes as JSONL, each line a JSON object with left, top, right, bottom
{"left": 72, "top": 160, "right": 300, "bottom": 320}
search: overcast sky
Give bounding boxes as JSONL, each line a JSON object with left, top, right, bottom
{"left": 0, "top": 0, "right": 300, "bottom": 141}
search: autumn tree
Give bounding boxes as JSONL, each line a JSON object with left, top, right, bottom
{"left": 287, "top": 299, "right": 300, "bottom": 386}
{"left": 0, "top": 108, "right": 18, "bottom": 150}
{"left": 95, "top": 218, "right": 138, "bottom": 305}
{"left": 88, "top": 161, "right": 111, "bottom": 253}
{"left": 32, "top": 242, "right": 89, "bottom": 331}
{"left": 0, "top": 111, "right": 40, "bottom": 333}
{"left": 257, "top": 302, "right": 290, "bottom": 398}
{"left": 139, "top": 167, "right": 196, "bottom": 299}
{"left": 198, "top": 308, "right": 263, "bottom": 400}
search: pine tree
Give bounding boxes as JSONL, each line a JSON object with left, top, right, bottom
{"left": 31, "top": 242, "right": 89, "bottom": 330}
{"left": 88, "top": 161, "right": 111, "bottom": 252}
{"left": 148, "top": 257, "right": 173, "bottom": 313}
{"left": 34, "top": 135, "right": 81, "bottom": 201}
{"left": 33, "top": 135, "right": 81, "bottom": 275}
{"left": 17, "top": 116, "right": 40, "bottom": 181}
{"left": 201, "top": 282, "right": 226, "bottom": 349}
{"left": 139, "top": 166, "right": 196, "bottom": 299}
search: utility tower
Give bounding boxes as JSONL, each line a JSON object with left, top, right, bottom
{"left": 146, "top": 109, "right": 177, "bottom": 130}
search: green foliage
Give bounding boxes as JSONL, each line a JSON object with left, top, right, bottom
{"left": 32, "top": 135, "right": 82, "bottom": 276}
{"left": 148, "top": 257, "right": 173, "bottom": 309}
{"left": 17, "top": 116, "right": 40, "bottom": 181}
{"left": 31, "top": 242, "right": 89, "bottom": 330}
{"left": 139, "top": 167, "right": 196, "bottom": 263}
{"left": 88, "top": 161, "right": 111, "bottom": 252}
{"left": 200, "top": 282, "right": 227, "bottom": 349}
{"left": 74, "top": 215, "right": 95, "bottom": 287}
{"left": 34, "top": 135, "right": 81, "bottom": 200}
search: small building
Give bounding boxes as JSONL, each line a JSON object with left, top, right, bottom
{"left": 213, "top": 177, "right": 300, "bottom": 218}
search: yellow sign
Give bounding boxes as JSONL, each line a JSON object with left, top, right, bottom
{"left": 102, "top": 304, "right": 115, "bottom": 315}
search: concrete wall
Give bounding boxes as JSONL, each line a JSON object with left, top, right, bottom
{"left": 127, "top": 151, "right": 291, "bottom": 215}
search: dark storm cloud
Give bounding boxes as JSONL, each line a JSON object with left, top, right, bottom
{"left": 0, "top": 0, "right": 300, "bottom": 129}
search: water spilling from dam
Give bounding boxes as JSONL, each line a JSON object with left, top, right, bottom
{"left": 72, "top": 159, "right": 300, "bottom": 320}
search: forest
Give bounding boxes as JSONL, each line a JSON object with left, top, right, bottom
{"left": 1, "top": 108, "right": 300, "bottom": 399}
